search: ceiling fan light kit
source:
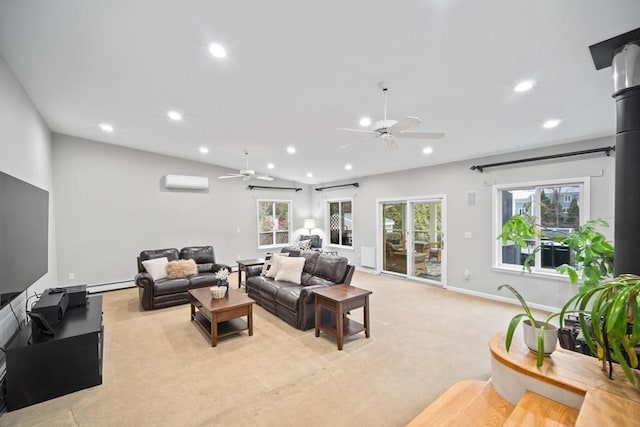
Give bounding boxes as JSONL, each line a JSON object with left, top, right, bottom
{"left": 218, "top": 150, "right": 274, "bottom": 181}
{"left": 339, "top": 84, "right": 445, "bottom": 150}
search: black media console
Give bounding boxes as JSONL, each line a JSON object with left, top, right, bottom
{"left": 5, "top": 295, "right": 104, "bottom": 411}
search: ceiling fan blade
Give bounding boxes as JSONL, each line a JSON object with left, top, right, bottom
{"left": 397, "top": 131, "right": 445, "bottom": 139}
{"left": 338, "top": 128, "right": 380, "bottom": 135}
{"left": 340, "top": 134, "right": 380, "bottom": 149}
{"left": 255, "top": 175, "right": 274, "bottom": 181}
{"left": 387, "top": 116, "right": 423, "bottom": 133}
{"left": 218, "top": 174, "right": 243, "bottom": 179}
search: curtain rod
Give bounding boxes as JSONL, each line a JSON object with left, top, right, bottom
{"left": 247, "top": 185, "right": 302, "bottom": 192}
{"left": 470, "top": 146, "right": 615, "bottom": 173}
{"left": 315, "top": 182, "right": 359, "bottom": 192}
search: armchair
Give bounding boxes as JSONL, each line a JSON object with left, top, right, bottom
{"left": 297, "top": 234, "right": 323, "bottom": 251}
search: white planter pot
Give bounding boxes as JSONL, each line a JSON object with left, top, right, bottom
{"left": 522, "top": 319, "right": 558, "bottom": 355}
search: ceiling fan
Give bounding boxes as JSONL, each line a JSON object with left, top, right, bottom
{"left": 218, "top": 150, "right": 274, "bottom": 181}
{"left": 339, "top": 83, "right": 445, "bottom": 150}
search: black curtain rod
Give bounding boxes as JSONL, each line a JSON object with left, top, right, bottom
{"left": 470, "top": 146, "right": 615, "bottom": 173}
{"left": 315, "top": 182, "right": 359, "bottom": 192}
{"left": 247, "top": 185, "right": 302, "bottom": 192}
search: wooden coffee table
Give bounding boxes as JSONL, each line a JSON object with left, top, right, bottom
{"left": 313, "top": 284, "right": 372, "bottom": 350}
{"left": 188, "top": 288, "right": 255, "bottom": 347}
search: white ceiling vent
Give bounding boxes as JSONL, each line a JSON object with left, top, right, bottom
{"left": 164, "top": 175, "right": 209, "bottom": 191}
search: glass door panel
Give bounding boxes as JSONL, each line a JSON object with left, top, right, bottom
{"left": 382, "top": 202, "right": 406, "bottom": 274}
{"left": 410, "top": 201, "right": 442, "bottom": 282}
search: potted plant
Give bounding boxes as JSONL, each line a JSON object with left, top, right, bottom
{"left": 560, "top": 275, "right": 640, "bottom": 384}
{"left": 498, "top": 284, "right": 563, "bottom": 367}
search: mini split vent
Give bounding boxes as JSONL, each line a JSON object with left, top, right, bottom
{"left": 163, "top": 175, "right": 209, "bottom": 191}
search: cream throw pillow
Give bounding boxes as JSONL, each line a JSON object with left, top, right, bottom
{"left": 142, "top": 257, "right": 169, "bottom": 281}
{"left": 265, "top": 253, "right": 289, "bottom": 279}
{"left": 274, "top": 256, "right": 305, "bottom": 284}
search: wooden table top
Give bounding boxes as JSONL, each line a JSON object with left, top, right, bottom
{"left": 312, "top": 284, "right": 372, "bottom": 302}
{"left": 236, "top": 258, "right": 265, "bottom": 266}
{"left": 188, "top": 288, "right": 254, "bottom": 312}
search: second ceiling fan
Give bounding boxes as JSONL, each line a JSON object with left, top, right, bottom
{"left": 340, "top": 83, "right": 445, "bottom": 150}
{"left": 218, "top": 150, "right": 274, "bottom": 181}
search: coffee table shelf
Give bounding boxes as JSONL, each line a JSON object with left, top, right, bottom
{"left": 192, "top": 312, "right": 249, "bottom": 341}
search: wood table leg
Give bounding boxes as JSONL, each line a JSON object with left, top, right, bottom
{"left": 211, "top": 313, "right": 218, "bottom": 347}
{"left": 336, "top": 302, "right": 344, "bottom": 350}
{"left": 364, "top": 295, "right": 370, "bottom": 338}
{"left": 315, "top": 295, "right": 320, "bottom": 337}
{"left": 248, "top": 305, "right": 253, "bottom": 336}
{"left": 237, "top": 263, "right": 242, "bottom": 289}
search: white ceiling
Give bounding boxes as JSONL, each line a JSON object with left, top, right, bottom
{"left": 0, "top": 1, "right": 638, "bottom": 185}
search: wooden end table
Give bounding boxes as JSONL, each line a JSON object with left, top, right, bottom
{"left": 313, "top": 284, "right": 372, "bottom": 350}
{"left": 236, "top": 258, "right": 265, "bottom": 291}
{"left": 188, "top": 288, "right": 255, "bottom": 347}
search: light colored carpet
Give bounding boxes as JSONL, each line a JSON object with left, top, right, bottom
{"left": 0, "top": 271, "right": 531, "bottom": 427}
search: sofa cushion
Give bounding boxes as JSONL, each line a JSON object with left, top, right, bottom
{"left": 189, "top": 273, "right": 218, "bottom": 288}
{"left": 274, "top": 257, "right": 305, "bottom": 284}
{"left": 298, "top": 234, "right": 322, "bottom": 249}
{"left": 275, "top": 286, "right": 302, "bottom": 311}
{"left": 305, "top": 275, "right": 338, "bottom": 288}
{"left": 142, "top": 257, "right": 169, "bottom": 281}
{"left": 265, "top": 253, "right": 290, "bottom": 279}
{"left": 153, "top": 277, "right": 190, "bottom": 296}
{"left": 313, "top": 255, "right": 348, "bottom": 283}
{"left": 300, "top": 251, "right": 320, "bottom": 274}
{"left": 140, "top": 248, "right": 179, "bottom": 263}
{"left": 180, "top": 246, "right": 215, "bottom": 266}
{"left": 166, "top": 259, "right": 198, "bottom": 279}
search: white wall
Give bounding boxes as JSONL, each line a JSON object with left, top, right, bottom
{"left": 0, "top": 56, "right": 56, "bottom": 348}
{"left": 311, "top": 137, "right": 615, "bottom": 310}
{"left": 52, "top": 133, "right": 312, "bottom": 288}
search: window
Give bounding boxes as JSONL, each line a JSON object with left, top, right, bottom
{"left": 494, "top": 178, "right": 589, "bottom": 275}
{"left": 327, "top": 199, "right": 353, "bottom": 248}
{"left": 257, "top": 200, "right": 291, "bottom": 248}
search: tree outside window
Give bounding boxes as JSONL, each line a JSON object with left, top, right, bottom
{"left": 258, "top": 200, "right": 291, "bottom": 247}
{"left": 328, "top": 199, "right": 353, "bottom": 247}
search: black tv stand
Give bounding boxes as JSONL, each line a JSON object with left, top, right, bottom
{"left": 5, "top": 295, "right": 103, "bottom": 411}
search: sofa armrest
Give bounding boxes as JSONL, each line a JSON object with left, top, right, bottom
{"left": 135, "top": 272, "right": 154, "bottom": 289}
{"left": 299, "top": 283, "right": 342, "bottom": 304}
{"left": 246, "top": 265, "right": 264, "bottom": 278}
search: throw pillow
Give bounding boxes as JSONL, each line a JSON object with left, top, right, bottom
{"left": 261, "top": 252, "right": 273, "bottom": 276}
{"left": 265, "top": 253, "right": 290, "bottom": 279}
{"left": 274, "top": 256, "right": 305, "bottom": 284}
{"left": 296, "top": 239, "right": 312, "bottom": 251}
{"left": 166, "top": 259, "right": 198, "bottom": 279}
{"left": 141, "top": 257, "right": 169, "bottom": 281}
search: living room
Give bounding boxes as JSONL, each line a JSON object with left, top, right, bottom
{"left": 0, "top": 1, "right": 639, "bottom": 426}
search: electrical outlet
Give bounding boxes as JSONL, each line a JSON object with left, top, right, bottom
{"left": 464, "top": 269, "right": 470, "bottom": 280}
{"left": 68, "top": 273, "right": 75, "bottom": 280}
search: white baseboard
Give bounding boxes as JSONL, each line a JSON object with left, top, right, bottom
{"left": 88, "top": 281, "right": 135, "bottom": 293}
{"left": 446, "top": 285, "right": 561, "bottom": 313}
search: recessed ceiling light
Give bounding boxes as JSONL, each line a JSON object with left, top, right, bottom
{"left": 199, "top": 146, "right": 209, "bottom": 154}
{"left": 422, "top": 146, "right": 434, "bottom": 155}
{"left": 514, "top": 80, "right": 535, "bottom": 92}
{"left": 209, "top": 43, "right": 227, "bottom": 58}
{"left": 267, "top": 163, "right": 275, "bottom": 169}
{"left": 167, "top": 110, "right": 182, "bottom": 121}
{"left": 286, "top": 146, "right": 296, "bottom": 154}
{"left": 543, "top": 119, "right": 562, "bottom": 129}
{"left": 306, "top": 172, "right": 313, "bottom": 178}
{"left": 98, "top": 123, "right": 114, "bottom": 133}
{"left": 345, "top": 164, "right": 353, "bottom": 170}
{"left": 359, "top": 117, "right": 371, "bottom": 127}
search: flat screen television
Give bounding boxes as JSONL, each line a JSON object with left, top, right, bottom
{"left": 0, "top": 171, "right": 49, "bottom": 310}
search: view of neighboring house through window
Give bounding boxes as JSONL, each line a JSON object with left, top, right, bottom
{"left": 257, "top": 200, "right": 291, "bottom": 247}
{"left": 327, "top": 199, "right": 353, "bottom": 247}
{"left": 494, "top": 178, "right": 588, "bottom": 274}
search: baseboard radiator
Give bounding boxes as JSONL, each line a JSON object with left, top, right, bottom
{"left": 361, "top": 246, "right": 376, "bottom": 268}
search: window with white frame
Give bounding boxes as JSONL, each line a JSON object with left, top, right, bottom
{"left": 494, "top": 178, "right": 589, "bottom": 274}
{"left": 327, "top": 199, "right": 353, "bottom": 248}
{"left": 257, "top": 200, "right": 292, "bottom": 248}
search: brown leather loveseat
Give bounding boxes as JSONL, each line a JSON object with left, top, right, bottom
{"left": 135, "top": 246, "right": 231, "bottom": 310}
{"left": 246, "top": 250, "right": 355, "bottom": 330}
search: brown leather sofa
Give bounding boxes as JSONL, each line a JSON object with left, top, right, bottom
{"left": 246, "top": 250, "right": 355, "bottom": 330}
{"left": 135, "top": 246, "right": 231, "bottom": 310}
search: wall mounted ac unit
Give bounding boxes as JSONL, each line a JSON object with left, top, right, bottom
{"left": 163, "top": 175, "right": 209, "bottom": 191}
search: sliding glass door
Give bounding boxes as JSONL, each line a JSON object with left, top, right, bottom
{"left": 380, "top": 197, "right": 445, "bottom": 285}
